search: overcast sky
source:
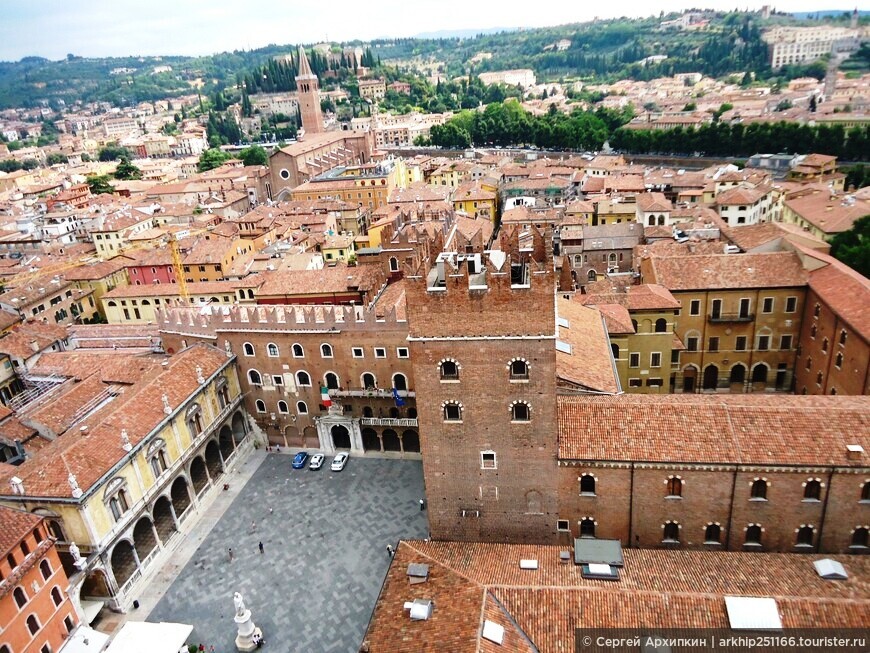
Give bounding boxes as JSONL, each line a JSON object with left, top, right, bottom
{"left": 0, "top": 0, "right": 855, "bottom": 61}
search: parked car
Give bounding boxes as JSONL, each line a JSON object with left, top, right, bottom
{"left": 308, "top": 453, "right": 325, "bottom": 470}
{"left": 330, "top": 452, "right": 349, "bottom": 472}
{"left": 291, "top": 451, "right": 309, "bottom": 469}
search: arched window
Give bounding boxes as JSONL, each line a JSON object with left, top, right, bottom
{"left": 580, "top": 518, "right": 596, "bottom": 538}
{"left": 663, "top": 522, "right": 680, "bottom": 542}
{"left": 704, "top": 524, "right": 721, "bottom": 544}
{"left": 813, "top": 303, "right": 820, "bottom": 317}
{"left": 296, "top": 371, "right": 311, "bottom": 386}
{"left": 255, "top": 399, "right": 266, "bottom": 413}
{"left": 746, "top": 524, "right": 762, "bottom": 545}
{"left": 822, "top": 338, "right": 829, "bottom": 353}
{"left": 324, "top": 372, "right": 339, "bottom": 390}
{"left": 107, "top": 300, "right": 117, "bottom": 307}
{"left": 51, "top": 586, "right": 62, "bottom": 606}
{"left": 13, "top": 586, "right": 27, "bottom": 608}
{"left": 104, "top": 478, "right": 129, "bottom": 522}
{"left": 509, "top": 359, "right": 529, "bottom": 380}
{"left": 362, "top": 373, "right": 376, "bottom": 389}
{"left": 588, "top": 269, "right": 596, "bottom": 282}
{"left": 320, "top": 343, "right": 333, "bottom": 358}
{"left": 835, "top": 352, "right": 843, "bottom": 368}
{"left": 751, "top": 364, "right": 768, "bottom": 384}
{"left": 243, "top": 342, "right": 255, "bottom": 356}
{"left": 810, "top": 324, "right": 817, "bottom": 338}
{"left": 655, "top": 318, "right": 667, "bottom": 333}
{"left": 796, "top": 525, "right": 814, "bottom": 546}
{"left": 292, "top": 344, "right": 304, "bottom": 358}
{"left": 862, "top": 482, "right": 870, "bottom": 502}
{"left": 816, "top": 371, "right": 824, "bottom": 385}
{"left": 6, "top": 552, "right": 14, "bottom": 569}
{"left": 840, "top": 329, "right": 848, "bottom": 346}
{"left": 730, "top": 364, "right": 746, "bottom": 384}
{"left": 611, "top": 343, "right": 619, "bottom": 359}
{"left": 248, "top": 369, "right": 262, "bottom": 385}
{"left": 804, "top": 479, "right": 822, "bottom": 501}
{"left": 648, "top": 215, "right": 655, "bottom": 226}
{"left": 267, "top": 343, "right": 279, "bottom": 357}
{"left": 20, "top": 541, "right": 29, "bottom": 556}
{"left": 580, "top": 474, "right": 596, "bottom": 495}
{"left": 510, "top": 401, "right": 531, "bottom": 422}
{"left": 149, "top": 439, "right": 169, "bottom": 479}
{"left": 392, "top": 373, "right": 407, "bottom": 391}
{"left": 277, "top": 401, "right": 289, "bottom": 414}
{"left": 440, "top": 360, "right": 459, "bottom": 380}
{"left": 658, "top": 214, "right": 666, "bottom": 226}
{"left": 296, "top": 401, "right": 308, "bottom": 415}
{"left": 40, "top": 559, "right": 51, "bottom": 580}
{"left": 442, "top": 401, "right": 462, "bottom": 422}
{"left": 666, "top": 477, "right": 682, "bottom": 497}
{"left": 750, "top": 479, "right": 768, "bottom": 500}
{"left": 852, "top": 527, "right": 869, "bottom": 548}
{"left": 389, "top": 257, "right": 399, "bottom": 272}
{"left": 26, "top": 614, "right": 39, "bottom": 636}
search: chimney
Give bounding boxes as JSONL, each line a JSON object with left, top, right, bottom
{"left": 846, "top": 444, "right": 864, "bottom": 462}
{"left": 10, "top": 476, "right": 24, "bottom": 495}
{"left": 30, "top": 340, "right": 39, "bottom": 353}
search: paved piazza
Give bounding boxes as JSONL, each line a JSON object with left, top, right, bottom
{"left": 145, "top": 453, "right": 428, "bottom": 652}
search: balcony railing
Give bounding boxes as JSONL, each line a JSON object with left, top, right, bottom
{"left": 331, "top": 388, "right": 416, "bottom": 399}
{"left": 360, "top": 417, "right": 418, "bottom": 427}
{"left": 708, "top": 313, "right": 754, "bottom": 323}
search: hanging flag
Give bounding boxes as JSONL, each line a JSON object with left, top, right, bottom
{"left": 320, "top": 386, "right": 332, "bottom": 408}
{"left": 392, "top": 387, "right": 405, "bottom": 407}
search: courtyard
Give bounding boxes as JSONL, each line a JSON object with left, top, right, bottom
{"left": 144, "top": 453, "right": 428, "bottom": 652}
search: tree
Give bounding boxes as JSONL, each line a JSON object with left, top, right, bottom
{"left": 682, "top": 102, "right": 697, "bottom": 112}
{"left": 829, "top": 215, "right": 870, "bottom": 278}
{"left": 21, "top": 158, "right": 39, "bottom": 170}
{"left": 239, "top": 145, "right": 268, "bottom": 167}
{"left": 46, "top": 152, "right": 69, "bottom": 165}
{"left": 98, "top": 144, "right": 134, "bottom": 161}
{"left": 198, "top": 148, "right": 233, "bottom": 172}
{"left": 113, "top": 158, "right": 142, "bottom": 180}
{"left": 87, "top": 175, "right": 114, "bottom": 195}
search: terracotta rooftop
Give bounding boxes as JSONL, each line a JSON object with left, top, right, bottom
{"left": 103, "top": 281, "right": 240, "bottom": 299}
{"left": 555, "top": 298, "right": 620, "bottom": 393}
{"left": 62, "top": 256, "right": 131, "bottom": 281}
{"left": 363, "top": 540, "right": 870, "bottom": 652}
{"left": 0, "top": 322, "right": 67, "bottom": 360}
{"left": 579, "top": 283, "right": 680, "bottom": 312}
{"left": 802, "top": 251, "right": 870, "bottom": 341}
{"left": 647, "top": 252, "right": 808, "bottom": 290}
{"left": 784, "top": 187, "right": 870, "bottom": 235}
{"left": 254, "top": 263, "right": 382, "bottom": 297}
{"left": 558, "top": 394, "right": 869, "bottom": 466}
{"left": 0, "top": 504, "right": 42, "bottom": 558}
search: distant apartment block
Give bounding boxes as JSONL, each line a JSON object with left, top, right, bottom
{"left": 478, "top": 69, "right": 537, "bottom": 89}
{"left": 763, "top": 25, "right": 867, "bottom": 69}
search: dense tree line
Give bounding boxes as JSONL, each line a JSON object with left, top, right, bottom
{"left": 611, "top": 122, "right": 870, "bottom": 160}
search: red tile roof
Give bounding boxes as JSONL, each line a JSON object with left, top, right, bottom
{"left": 0, "top": 505, "right": 41, "bottom": 557}
{"left": 556, "top": 299, "right": 619, "bottom": 393}
{"left": 647, "top": 252, "right": 808, "bottom": 290}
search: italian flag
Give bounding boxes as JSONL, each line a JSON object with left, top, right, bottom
{"left": 320, "top": 386, "right": 332, "bottom": 407}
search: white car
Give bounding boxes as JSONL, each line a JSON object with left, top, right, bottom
{"left": 309, "top": 453, "right": 325, "bottom": 470}
{"left": 330, "top": 452, "right": 349, "bottom": 472}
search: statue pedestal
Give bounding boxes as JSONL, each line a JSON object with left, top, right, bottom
{"left": 234, "top": 609, "right": 261, "bottom": 652}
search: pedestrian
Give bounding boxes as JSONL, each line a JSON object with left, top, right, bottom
{"left": 276, "top": 445, "right": 280, "bottom": 453}
{"left": 419, "top": 499, "right": 425, "bottom": 511}
{"left": 269, "top": 507, "right": 273, "bottom": 515}
{"left": 199, "top": 645, "right": 205, "bottom": 653}
{"left": 228, "top": 547, "right": 234, "bottom": 562}
{"left": 250, "top": 520, "right": 256, "bottom": 533}
{"left": 210, "top": 647, "right": 215, "bottom": 653}
{"left": 386, "top": 544, "right": 394, "bottom": 557}
{"left": 258, "top": 541, "right": 264, "bottom": 554}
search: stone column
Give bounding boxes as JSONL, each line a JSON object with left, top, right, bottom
{"left": 350, "top": 419, "right": 363, "bottom": 453}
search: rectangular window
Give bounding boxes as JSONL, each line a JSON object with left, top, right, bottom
{"left": 780, "top": 334, "right": 792, "bottom": 350}
{"left": 708, "top": 337, "right": 719, "bottom": 352}
{"left": 689, "top": 299, "right": 701, "bottom": 316}
{"left": 374, "top": 347, "right": 386, "bottom": 358}
{"left": 670, "top": 350, "right": 680, "bottom": 364}
{"left": 739, "top": 298, "right": 751, "bottom": 319}
{"left": 687, "top": 337, "right": 699, "bottom": 352}
{"left": 628, "top": 378, "right": 642, "bottom": 387}
{"left": 396, "top": 347, "right": 409, "bottom": 358}
{"left": 650, "top": 352, "right": 662, "bottom": 368}
{"left": 762, "top": 297, "right": 774, "bottom": 313}
{"left": 785, "top": 296, "right": 797, "bottom": 313}
{"left": 629, "top": 353, "right": 640, "bottom": 368}
{"left": 647, "top": 378, "right": 664, "bottom": 387}
{"left": 711, "top": 298, "right": 722, "bottom": 319}
{"left": 757, "top": 335, "right": 770, "bottom": 351}
{"left": 481, "top": 451, "right": 497, "bottom": 470}
{"left": 352, "top": 347, "right": 364, "bottom": 358}
{"left": 557, "top": 519, "right": 570, "bottom": 531}
{"left": 272, "top": 375, "right": 283, "bottom": 386}
{"left": 735, "top": 336, "right": 747, "bottom": 351}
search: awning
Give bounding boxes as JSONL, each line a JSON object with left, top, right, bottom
{"left": 103, "top": 621, "right": 194, "bottom": 653}
{"left": 81, "top": 599, "right": 105, "bottom": 624}
{"left": 58, "top": 626, "right": 110, "bottom": 653}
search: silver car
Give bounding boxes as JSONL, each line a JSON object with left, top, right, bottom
{"left": 309, "top": 453, "right": 325, "bottom": 470}
{"left": 330, "top": 452, "right": 349, "bottom": 471}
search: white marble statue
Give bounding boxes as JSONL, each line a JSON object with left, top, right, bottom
{"left": 234, "top": 591, "right": 246, "bottom": 617}
{"left": 69, "top": 541, "right": 82, "bottom": 562}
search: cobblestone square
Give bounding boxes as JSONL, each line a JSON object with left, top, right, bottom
{"left": 145, "top": 454, "right": 427, "bottom": 652}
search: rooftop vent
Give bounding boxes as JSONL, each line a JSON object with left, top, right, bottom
{"left": 559, "top": 550, "right": 571, "bottom": 564}
{"left": 724, "top": 596, "right": 782, "bottom": 631}
{"left": 407, "top": 563, "right": 429, "bottom": 585}
{"left": 581, "top": 563, "right": 620, "bottom": 581}
{"left": 403, "top": 599, "right": 433, "bottom": 621}
{"left": 847, "top": 444, "right": 864, "bottom": 461}
{"left": 519, "top": 559, "right": 538, "bottom": 570}
{"left": 814, "top": 559, "right": 848, "bottom": 580}
{"left": 481, "top": 620, "right": 505, "bottom": 645}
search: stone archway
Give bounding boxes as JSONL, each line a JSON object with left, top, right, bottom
{"left": 702, "top": 364, "right": 719, "bottom": 390}
{"left": 402, "top": 430, "right": 420, "bottom": 453}
{"left": 303, "top": 426, "right": 317, "bottom": 447}
{"left": 232, "top": 411, "right": 247, "bottom": 440}
{"left": 382, "top": 429, "right": 401, "bottom": 452}
{"left": 283, "top": 426, "right": 302, "bottom": 448}
{"left": 682, "top": 366, "right": 697, "bottom": 393}
{"left": 331, "top": 425, "right": 351, "bottom": 450}
{"left": 133, "top": 517, "right": 158, "bottom": 560}
{"left": 81, "top": 569, "right": 112, "bottom": 599}
{"left": 170, "top": 476, "right": 191, "bottom": 518}
{"left": 153, "top": 496, "right": 177, "bottom": 543}
{"left": 219, "top": 425, "right": 235, "bottom": 461}
{"left": 110, "top": 540, "right": 137, "bottom": 587}
{"left": 190, "top": 457, "right": 208, "bottom": 494}
{"left": 204, "top": 440, "right": 223, "bottom": 479}
{"left": 362, "top": 428, "right": 380, "bottom": 452}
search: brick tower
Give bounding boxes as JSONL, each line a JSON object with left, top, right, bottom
{"left": 295, "top": 47, "right": 325, "bottom": 135}
{"left": 406, "top": 227, "right": 559, "bottom": 544}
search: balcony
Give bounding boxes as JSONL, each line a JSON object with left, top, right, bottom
{"left": 708, "top": 312, "right": 754, "bottom": 323}
{"left": 330, "top": 388, "right": 416, "bottom": 399}
{"left": 360, "top": 417, "right": 418, "bottom": 427}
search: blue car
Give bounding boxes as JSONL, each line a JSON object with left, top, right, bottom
{"left": 291, "top": 451, "right": 309, "bottom": 469}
